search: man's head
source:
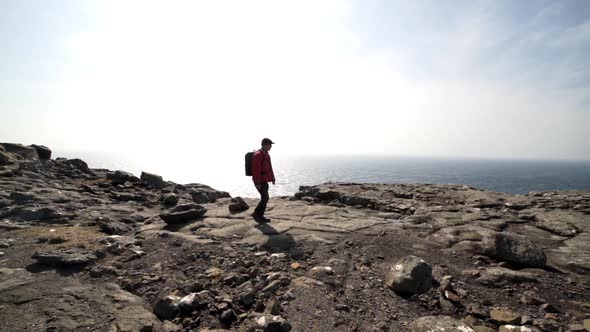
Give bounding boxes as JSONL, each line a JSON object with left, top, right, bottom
{"left": 261, "top": 138, "right": 275, "bottom": 151}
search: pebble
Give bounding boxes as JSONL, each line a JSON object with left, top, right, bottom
{"left": 270, "top": 253, "right": 287, "bottom": 260}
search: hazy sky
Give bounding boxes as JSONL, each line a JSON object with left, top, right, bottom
{"left": 1, "top": 0, "right": 589, "bottom": 160}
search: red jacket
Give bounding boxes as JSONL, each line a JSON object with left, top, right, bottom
{"left": 252, "top": 149, "right": 275, "bottom": 183}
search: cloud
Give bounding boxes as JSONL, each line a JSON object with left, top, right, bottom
{"left": 1, "top": 0, "right": 589, "bottom": 160}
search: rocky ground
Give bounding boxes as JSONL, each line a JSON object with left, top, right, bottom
{"left": 0, "top": 142, "right": 589, "bottom": 332}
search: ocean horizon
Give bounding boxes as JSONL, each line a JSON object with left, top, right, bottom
{"left": 53, "top": 150, "right": 590, "bottom": 199}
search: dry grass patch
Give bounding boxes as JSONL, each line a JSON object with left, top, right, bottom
{"left": 10, "top": 225, "right": 105, "bottom": 251}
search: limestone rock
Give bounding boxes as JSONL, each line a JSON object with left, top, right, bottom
{"left": 229, "top": 196, "right": 249, "bottom": 213}
{"left": 219, "top": 308, "right": 237, "bottom": 323}
{"left": 0, "top": 268, "right": 161, "bottom": 331}
{"left": 307, "top": 266, "right": 334, "bottom": 282}
{"left": 160, "top": 204, "right": 206, "bottom": 224}
{"left": 265, "top": 296, "right": 281, "bottom": 315}
{"left": 141, "top": 171, "right": 166, "bottom": 189}
{"left": 32, "top": 248, "right": 98, "bottom": 266}
{"left": 472, "top": 267, "right": 537, "bottom": 286}
{"left": 191, "top": 190, "right": 221, "bottom": 203}
{"left": 154, "top": 294, "right": 181, "bottom": 320}
{"left": 61, "top": 158, "right": 95, "bottom": 175}
{"left": 0, "top": 143, "right": 39, "bottom": 160}
{"left": 31, "top": 144, "right": 52, "bottom": 160}
{"left": 107, "top": 170, "right": 140, "bottom": 184}
{"left": 482, "top": 232, "right": 547, "bottom": 267}
{"left": 0, "top": 150, "right": 15, "bottom": 165}
{"left": 89, "top": 265, "right": 118, "bottom": 278}
{"left": 10, "top": 206, "right": 72, "bottom": 223}
{"left": 99, "top": 219, "right": 131, "bottom": 235}
{"left": 519, "top": 291, "right": 545, "bottom": 305}
{"left": 163, "top": 193, "right": 178, "bottom": 206}
{"left": 490, "top": 308, "right": 521, "bottom": 324}
{"left": 466, "top": 303, "right": 489, "bottom": 318}
{"left": 385, "top": 255, "right": 432, "bottom": 295}
{"left": 409, "top": 315, "right": 475, "bottom": 332}
{"left": 178, "top": 291, "right": 211, "bottom": 312}
{"left": 254, "top": 314, "right": 292, "bottom": 332}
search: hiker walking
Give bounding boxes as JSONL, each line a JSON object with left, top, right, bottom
{"left": 251, "top": 138, "right": 275, "bottom": 223}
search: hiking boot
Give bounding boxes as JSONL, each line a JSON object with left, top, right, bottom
{"left": 251, "top": 212, "right": 265, "bottom": 223}
{"left": 260, "top": 216, "right": 271, "bottom": 223}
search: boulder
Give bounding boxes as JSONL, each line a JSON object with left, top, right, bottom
{"left": 154, "top": 295, "right": 181, "bottom": 320}
{"left": 0, "top": 143, "right": 38, "bottom": 160}
{"left": 106, "top": 170, "right": 140, "bottom": 184}
{"left": 254, "top": 314, "right": 292, "bottom": 332}
{"left": 385, "top": 255, "right": 432, "bottom": 295}
{"left": 141, "top": 171, "right": 166, "bottom": 189}
{"left": 160, "top": 204, "right": 207, "bottom": 224}
{"left": 178, "top": 291, "right": 212, "bottom": 313}
{"left": 30, "top": 144, "right": 52, "bottom": 160}
{"left": 32, "top": 248, "right": 98, "bottom": 266}
{"left": 220, "top": 309, "right": 237, "bottom": 323}
{"left": 98, "top": 219, "right": 131, "bottom": 235}
{"left": 481, "top": 232, "right": 546, "bottom": 267}
{"left": 191, "top": 190, "right": 219, "bottom": 203}
{"left": 61, "top": 158, "right": 95, "bottom": 175}
{"left": 409, "top": 315, "right": 475, "bottom": 332}
{"left": 229, "top": 197, "right": 249, "bottom": 213}
{"left": 163, "top": 193, "right": 178, "bottom": 206}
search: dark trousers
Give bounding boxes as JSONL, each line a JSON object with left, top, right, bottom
{"left": 254, "top": 182, "right": 269, "bottom": 216}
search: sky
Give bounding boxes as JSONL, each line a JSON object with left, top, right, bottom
{"left": 1, "top": 0, "right": 590, "bottom": 162}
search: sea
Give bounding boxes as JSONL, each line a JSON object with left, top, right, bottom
{"left": 57, "top": 151, "right": 590, "bottom": 199}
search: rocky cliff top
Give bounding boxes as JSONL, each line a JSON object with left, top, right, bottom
{"left": 0, "top": 143, "right": 588, "bottom": 332}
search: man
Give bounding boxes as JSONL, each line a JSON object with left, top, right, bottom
{"left": 252, "top": 138, "right": 275, "bottom": 223}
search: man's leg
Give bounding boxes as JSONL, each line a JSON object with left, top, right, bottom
{"left": 254, "top": 183, "right": 269, "bottom": 222}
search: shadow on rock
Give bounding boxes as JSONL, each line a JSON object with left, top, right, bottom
{"left": 254, "top": 223, "right": 300, "bottom": 256}
{"left": 25, "top": 262, "right": 86, "bottom": 276}
{"left": 163, "top": 222, "right": 193, "bottom": 233}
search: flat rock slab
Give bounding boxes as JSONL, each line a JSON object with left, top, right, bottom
{"left": 32, "top": 248, "right": 98, "bottom": 266}
{"left": 0, "top": 267, "right": 161, "bottom": 331}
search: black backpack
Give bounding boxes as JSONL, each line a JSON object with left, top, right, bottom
{"left": 244, "top": 150, "right": 257, "bottom": 176}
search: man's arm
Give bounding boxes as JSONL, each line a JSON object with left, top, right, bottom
{"left": 270, "top": 161, "right": 276, "bottom": 185}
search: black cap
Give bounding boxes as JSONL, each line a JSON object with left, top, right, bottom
{"left": 261, "top": 138, "right": 275, "bottom": 146}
